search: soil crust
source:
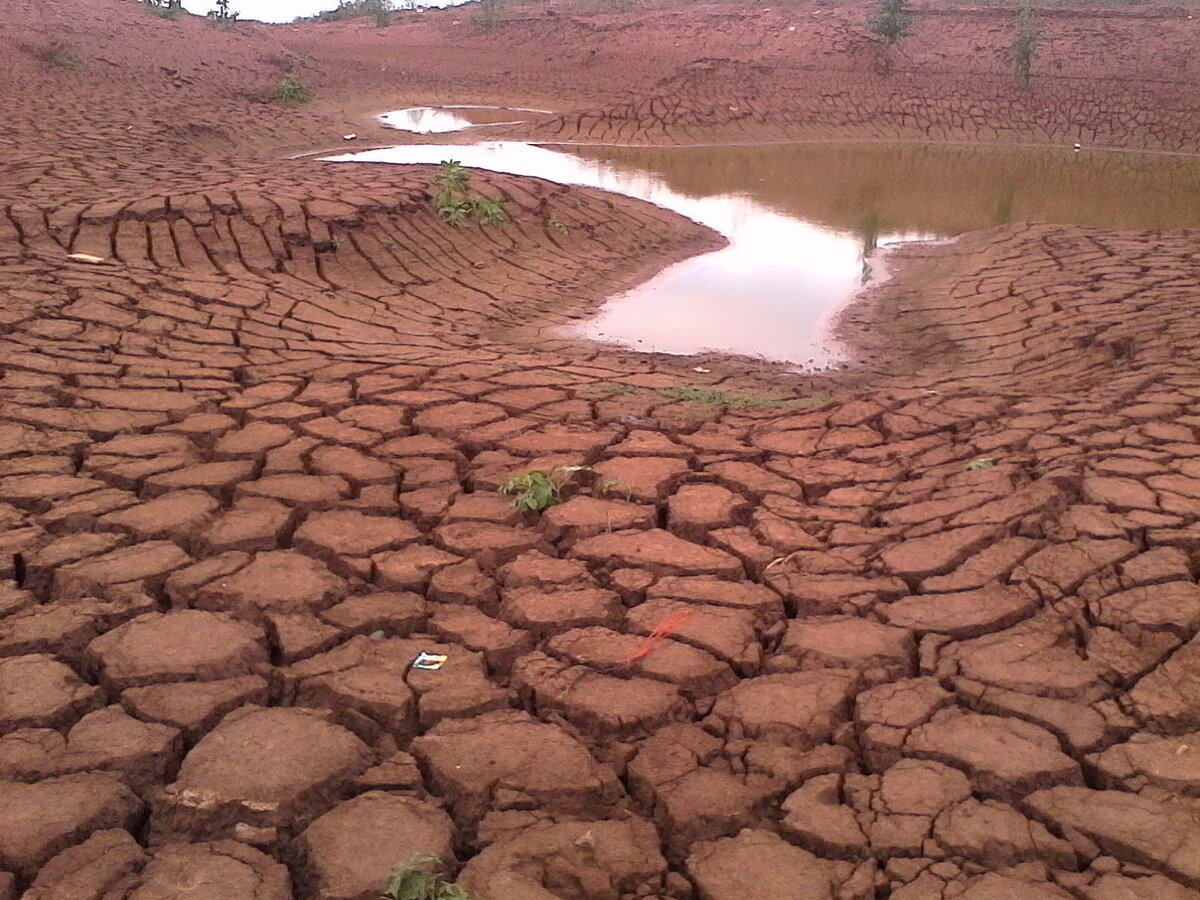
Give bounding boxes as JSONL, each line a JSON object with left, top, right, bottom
{"left": 0, "top": 0, "right": 1199, "bottom": 897}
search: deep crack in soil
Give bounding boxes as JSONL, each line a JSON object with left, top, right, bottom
{"left": 0, "top": 0, "right": 1199, "bottom": 897}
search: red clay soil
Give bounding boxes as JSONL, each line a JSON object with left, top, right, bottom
{"left": 1, "top": 0, "right": 1200, "bottom": 897}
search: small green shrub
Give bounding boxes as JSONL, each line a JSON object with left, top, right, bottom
{"left": 435, "top": 160, "right": 470, "bottom": 193}
{"left": 499, "top": 466, "right": 592, "bottom": 513}
{"left": 381, "top": 856, "right": 468, "bottom": 900}
{"left": 1012, "top": 5, "right": 1039, "bottom": 85}
{"left": 277, "top": 75, "right": 311, "bottom": 105}
{"left": 432, "top": 161, "right": 509, "bottom": 227}
{"left": 868, "top": 0, "right": 912, "bottom": 42}
{"left": 966, "top": 457, "right": 998, "bottom": 471}
{"left": 473, "top": 196, "right": 508, "bottom": 226}
{"left": 547, "top": 218, "right": 570, "bottom": 233}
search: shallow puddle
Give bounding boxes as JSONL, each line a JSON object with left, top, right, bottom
{"left": 379, "top": 106, "right": 542, "bottom": 134}
{"left": 330, "top": 134, "right": 1200, "bottom": 367}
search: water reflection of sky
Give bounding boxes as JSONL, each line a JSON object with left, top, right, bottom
{"left": 327, "top": 140, "right": 914, "bottom": 367}
{"left": 378, "top": 107, "right": 540, "bottom": 134}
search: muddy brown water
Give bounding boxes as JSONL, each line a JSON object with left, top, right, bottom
{"left": 331, "top": 118, "right": 1200, "bottom": 367}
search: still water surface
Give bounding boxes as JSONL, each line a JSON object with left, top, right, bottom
{"left": 378, "top": 106, "right": 542, "bottom": 134}
{"left": 330, "top": 113, "right": 1200, "bottom": 366}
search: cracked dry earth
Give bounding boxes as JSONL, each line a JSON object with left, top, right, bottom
{"left": 4, "top": 8, "right": 1200, "bottom": 900}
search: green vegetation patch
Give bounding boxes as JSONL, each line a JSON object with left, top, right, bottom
{"left": 381, "top": 856, "right": 468, "bottom": 900}
{"left": 277, "top": 75, "right": 311, "bottom": 105}
{"left": 582, "top": 383, "right": 831, "bottom": 410}
{"left": 432, "top": 161, "right": 509, "bottom": 227}
{"left": 498, "top": 466, "right": 592, "bottom": 513}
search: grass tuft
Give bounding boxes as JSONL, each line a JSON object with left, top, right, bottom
{"left": 656, "top": 386, "right": 800, "bottom": 409}
{"left": 277, "top": 75, "right": 311, "bottom": 105}
{"left": 582, "top": 383, "right": 829, "bottom": 410}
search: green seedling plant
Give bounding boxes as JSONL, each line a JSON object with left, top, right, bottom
{"left": 596, "top": 477, "right": 622, "bottom": 496}
{"left": 547, "top": 218, "right": 570, "bottom": 233}
{"left": 473, "top": 195, "right": 508, "bottom": 226}
{"left": 433, "top": 161, "right": 508, "bottom": 227}
{"left": 499, "top": 465, "right": 592, "bottom": 512}
{"left": 381, "top": 855, "right": 468, "bottom": 900}
{"left": 277, "top": 75, "right": 311, "bottom": 105}
{"left": 433, "top": 162, "right": 477, "bottom": 225}
{"left": 595, "top": 477, "right": 633, "bottom": 503}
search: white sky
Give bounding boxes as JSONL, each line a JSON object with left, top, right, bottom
{"left": 179, "top": 0, "right": 462, "bottom": 23}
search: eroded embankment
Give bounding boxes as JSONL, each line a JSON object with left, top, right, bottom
{"left": 838, "top": 222, "right": 1200, "bottom": 392}
{"left": 290, "top": 2, "right": 1200, "bottom": 153}
{"left": 1, "top": 0, "right": 1200, "bottom": 897}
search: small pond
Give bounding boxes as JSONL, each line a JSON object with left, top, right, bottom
{"left": 331, "top": 114, "right": 1200, "bottom": 367}
{"left": 377, "top": 106, "right": 544, "bottom": 134}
